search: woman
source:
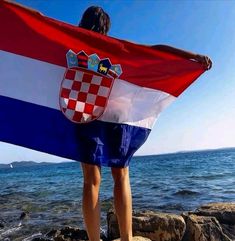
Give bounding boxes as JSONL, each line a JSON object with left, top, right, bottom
{"left": 78, "top": 6, "right": 212, "bottom": 241}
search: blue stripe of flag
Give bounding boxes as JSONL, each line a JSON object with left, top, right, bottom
{"left": 0, "top": 96, "right": 150, "bottom": 167}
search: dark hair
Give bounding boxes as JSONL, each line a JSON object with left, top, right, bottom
{"left": 79, "top": 6, "right": 110, "bottom": 35}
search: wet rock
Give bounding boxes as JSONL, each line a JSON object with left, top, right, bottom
{"left": 0, "top": 217, "right": 6, "bottom": 229}
{"left": 19, "top": 211, "right": 29, "bottom": 220}
{"left": 0, "top": 217, "right": 7, "bottom": 229}
{"left": 46, "top": 229, "right": 60, "bottom": 238}
{"left": 46, "top": 226, "right": 89, "bottom": 240}
{"left": 32, "top": 238, "right": 51, "bottom": 241}
{"left": 182, "top": 214, "right": 231, "bottom": 241}
{"left": 107, "top": 209, "right": 186, "bottom": 241}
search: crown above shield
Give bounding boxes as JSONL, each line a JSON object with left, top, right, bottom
{"left": 66, "top": 49, "right": 122, "bottom": 78}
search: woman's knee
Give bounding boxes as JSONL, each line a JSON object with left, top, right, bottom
{"left": 81, "top": 163, "right": 101, "bottom": 186}
{"left": 111, "top": 167, "right": 129, "bottom": 184}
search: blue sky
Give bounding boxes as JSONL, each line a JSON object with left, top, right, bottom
{"left": 1, "top": 0, "right": 235, "bottom": 163}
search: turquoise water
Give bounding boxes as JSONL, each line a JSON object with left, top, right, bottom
{"left": 0, "top": 148, "right": 235, "bottom": 240}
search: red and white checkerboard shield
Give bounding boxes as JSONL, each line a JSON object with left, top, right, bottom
{"left": 59, "top": 67, "right": 114, "bottom": 123}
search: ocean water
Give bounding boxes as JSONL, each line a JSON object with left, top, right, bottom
{"left": 0, "top": 148, "right": 235, "bottom": 240}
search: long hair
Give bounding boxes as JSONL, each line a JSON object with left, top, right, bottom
{"left": 79, "top": 6, "right": 110, "bottom": 35}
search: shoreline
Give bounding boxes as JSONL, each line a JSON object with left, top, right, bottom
{"left": 0, "top": 202, "right": 234, "bottom": 241}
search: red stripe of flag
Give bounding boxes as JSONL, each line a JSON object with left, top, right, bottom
{"left": 0, "top": 0, "right": 205, "bottom": 97}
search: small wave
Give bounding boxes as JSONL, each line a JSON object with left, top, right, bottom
{"left": 22, "top": 232, "right": 43, "bottom": 241}
{"left": 0, "top": 225, "right": 22, "bottom": 237}
{"left": 173, "top": 189, "right": 200, "bottom": 196}
{"left": 156, "top": 203, "right": 185, "bottom": 212}
{"left": 223, "top": 190, "right": 235, "bottom": 194}
{"left": 150, "top": 185, "right": 160, "bottom": 190}
{"left": 133, "top": 194, "right": 143, "bottom": 199}
{"left": 188, "top": 173, "right": 230, "bottom": 180}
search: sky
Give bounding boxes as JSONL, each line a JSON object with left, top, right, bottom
{"left": 1, "top": 0, "right": 235, "bottom": 164}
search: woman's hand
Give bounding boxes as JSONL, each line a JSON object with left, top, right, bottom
{"left": 153, "top": 45, "right": 212, "bottom": 70}
{"left": 194, "top": 54, "right": 212, "bottom": 70}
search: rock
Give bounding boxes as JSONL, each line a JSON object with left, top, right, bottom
{"left": 221, "top": 224, "right": 235, "bottom": 241}
{"left": 113, "top": 236, "right": 151, "bottom": 241}
{"left": 0, "top": 217, "right": 5, "bottom": 229}
{"left": 29, "top": 202, "right": 235, "bottom": 241}
{"left": 133, "top": 211, "right": 186, "bottom": 241}
{"left": 46, "top": 229, "right": 61, "bottom": 238}
{"left": 107, "top": 208, "right": 120, "bottom": 240}
{"left": 182, "top": 214, "right": 232, "bottom": 241}
{"left": 195, "top": 202, "right": 235, "bottom": 224}
{"left": 107, "top": 209, "right": 186, "bottom": 241}
{"left": 46, "top": 226, "right": 89, "bottom": 240}
{"left": 19, "top": 211, "right": 29, "bottom": 220}
{"left": 193, "top": 202, "right": 235, "bottom": 240}
{"left": 32, "top": 238, "right": 51, "bottom": 241}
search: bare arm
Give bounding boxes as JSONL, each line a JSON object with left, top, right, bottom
{"left": 154, "top": 44, "right": 212, "bottom": 70}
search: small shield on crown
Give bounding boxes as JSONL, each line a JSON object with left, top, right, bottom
{"left": 59, "top": 50, "right": 119, "bottom": 124}
{"left": 98, "top": 58, "right": 111, "bottom": 75}
{"left": 88, "top": 54, "right": 100, "bottom": 72}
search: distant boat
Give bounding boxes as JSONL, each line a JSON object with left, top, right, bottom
{"left": 10, "top": 164, "right": 13, "bottom": 168}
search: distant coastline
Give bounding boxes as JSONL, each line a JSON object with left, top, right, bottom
{"left": 0, "top": 147, "right": 235, "bottom": 169}
{"left": 135, "top": 146, "right": 235, "bottom": 158}
{"left": 0, "top": 161, "right": 55, "bottom": 169}
{"left": 0, "top": 146, "right": 234, "bottom": 167}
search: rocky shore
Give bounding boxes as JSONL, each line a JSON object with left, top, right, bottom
{"left": 108, "top": 202, "right": 235, "bottom": 241}
{"left": 1, "top": 202, "right": 234, "bottom": 241}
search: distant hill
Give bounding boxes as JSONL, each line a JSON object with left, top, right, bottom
{"left": 0, "top": 161, "right": 53, "bottom": 169}
{"left": 173, "top": 147, "right": 235, "bottom": 154}
{"left": 134, "top": 146, "right": 235, "bottom": 158}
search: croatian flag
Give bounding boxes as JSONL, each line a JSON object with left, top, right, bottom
{"left": 0, "top": 1, "right": 205, "bottom": 167}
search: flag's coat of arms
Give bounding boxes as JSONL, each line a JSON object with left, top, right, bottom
{"left": 60, "top": 50, "right": 122, "bottom": 123}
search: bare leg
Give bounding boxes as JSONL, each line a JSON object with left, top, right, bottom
{"left": 111, "top": 167, "right": 132, "bottom": 241}
{"left": 81, "top": 163, "right": 101, "bottom": 241}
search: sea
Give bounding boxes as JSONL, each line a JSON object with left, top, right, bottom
{"left": 0, "top": 148, "right": 235, "bottom": 241}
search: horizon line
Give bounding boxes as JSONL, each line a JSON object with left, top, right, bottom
{"left": 1, "top": 146, "right": 234, "bottom": 165}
